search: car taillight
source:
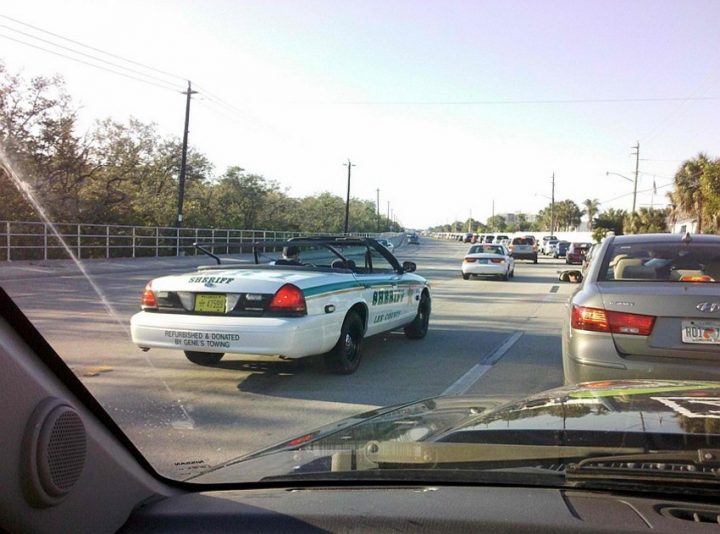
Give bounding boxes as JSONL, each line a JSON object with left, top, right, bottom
{"left": 490, "top": 258, "right": 505, "bottom": 264}
{"left": 141, "top": 282, "right": 158, "bottom": 309}
{"left": 572, "top": 305, "right": 655, "bottom": 335}
{"left": 679, "top": 275, "right": 715, "bottom": 283}
{"left": 464, "top": 257, "right": 477, "bottom": 263}
{"left": 269, "top": 284, "right": 307, "bottom": 314}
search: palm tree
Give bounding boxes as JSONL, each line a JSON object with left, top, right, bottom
{"left": 672, "top": 153, "right": 709, "bottom": 233}
{"left": 623, "top": 207, "right": 668, "bottom": 234}
{"left": 582, "top": 198, "right": 600, "bottom": 230}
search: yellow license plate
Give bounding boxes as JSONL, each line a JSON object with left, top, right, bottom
{"left": 195, "top": 294, "right": 226, "bottom": 313}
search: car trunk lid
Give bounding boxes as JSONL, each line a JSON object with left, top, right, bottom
{"left": 598, "top": 282, "right": 720, "bottom": 361}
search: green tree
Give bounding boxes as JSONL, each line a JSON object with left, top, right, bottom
{"left": 554, "top": 200, "right": 583, "bottom": 230}
{"left": 536, "top": 200, "right": 582, "bottom": 231}
{"left": 0, "top": 62, "right": 89, "bottom": 221}
{"left": 699, "top": 158, "right": 720, "bottom": 233}
{"left": 486, "top": 215, "right": 507, "bottom": 231}
{"left": 623, "top": 207, "right": 669, "bottom": 234}
{"left": 211, "top": 167, "right": 280, "bottom": 229}
{"left": 592, "top": 208, "right": 627, "bottom": 242}
{"left": 298, "top": 193, "right": 345, "bottom": 233}
{"left": 82, "top": 118, "right": 212, "bottom": 226}
{"left": 582, "top": 198, "right": 600, "bottom": 230}
{"left": 670, "top": 153, "right": 709, "bottom": 233}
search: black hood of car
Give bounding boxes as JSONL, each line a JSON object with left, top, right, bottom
{"left": 190, "top": 380, "right": 720, "bottom": 483}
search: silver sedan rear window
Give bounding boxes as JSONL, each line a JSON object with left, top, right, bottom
{"left": 602, "top": 242, "right": 720, "bottom": 282}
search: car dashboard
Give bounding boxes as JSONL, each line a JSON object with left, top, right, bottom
{"left": 2, "top": 288, "right": 720, "bottom": 533}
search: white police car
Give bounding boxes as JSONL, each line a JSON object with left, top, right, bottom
{"left": 130, "top": 237, "right": 431, "bottom": 374}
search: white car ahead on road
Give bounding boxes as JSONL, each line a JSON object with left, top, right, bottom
{"left": 542, "top": 239, "right": 559, "bottom": 255}
{"left": 131, "top": 237, "right": 431, "bottom": 374}
{"left": 461, "top": 244, "right": 515, "bottom": 280}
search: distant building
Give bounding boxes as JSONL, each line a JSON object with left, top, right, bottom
{"left": 496, "top": 212, "right": 536, "bottom": 224}
{"left": 669, "top": 216, "right": 698, "bottom": 234}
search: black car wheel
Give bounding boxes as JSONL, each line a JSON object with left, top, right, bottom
{"left": 404, "top": 293, "right": 431, "bottom": 339}
{"left": 462, "top": 273, "right": 470, "bottom": 280}
{"left": 184, "top": 351, "right": 224, "bottom": 365}
{"left": 324, "top": 311, "right": 364, "bottom": 374}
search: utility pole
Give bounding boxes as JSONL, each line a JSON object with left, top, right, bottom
{"left": 176, "top": 81, "right": 198, "bottom": 255}
{"left": 343, "top": 159, "right": 356, "bottom": 234}
{"left": 631, "top": 141, "right": 640, "bottom": 213}
{"left": 387, "top": 201, "right": 390, "bottom": 230}
{"left": 491, "top": 199, "right": 495, "bottom": 230}
{"left": 376, "top": 188, "right": 380, "bottom": 233}
{"left": 550, "top": 172, "right": 555, "bottom": 234}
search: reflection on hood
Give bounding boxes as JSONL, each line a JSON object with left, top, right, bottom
{"left": 192, "top": 380, "right": 720, "bottom": 483}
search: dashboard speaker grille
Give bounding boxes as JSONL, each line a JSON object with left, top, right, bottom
{"left": 43, "top": 408, "right": 86, "bottom": 492}
{"left": 22, "top": 397, "right": 87, "bottom": 507}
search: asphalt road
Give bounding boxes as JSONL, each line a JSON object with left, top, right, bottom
{"left": 1, "top": 237, "right": 578, "bottom": 479}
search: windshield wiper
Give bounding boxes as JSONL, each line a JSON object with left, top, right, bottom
{"left": 328, "top": 441, "right": 645, "bottom": 471}
{"left": 566, "top": 449, "right": 720, "bottom": 486}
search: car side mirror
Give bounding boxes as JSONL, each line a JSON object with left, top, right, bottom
{"left": 559, "top": 270, "right": 583, "bottom": 283}
{"left": 402, "top": 261, "right": 416, "bottom": 273}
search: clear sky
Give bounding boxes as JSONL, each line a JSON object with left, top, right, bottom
{"left": 2, "top": 0, "right": 719, "bottom": 228}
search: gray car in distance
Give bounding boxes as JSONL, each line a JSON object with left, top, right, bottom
{"left": 562, "top": 233, "right": 720, "bottom": 384}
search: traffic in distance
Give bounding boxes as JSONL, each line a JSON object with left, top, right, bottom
{"left": 433, "top": 230, "right": 720, "bottom": 384}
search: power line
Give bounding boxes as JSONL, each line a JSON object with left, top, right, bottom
{"left": 0, "top": 32, "right": 180, "bottom": 93}
{"left": 0, "top": 13, "right": 186, "bottom": 83}
{"left": 600, "top": 181, "right": 673, "bottom": 204}
{"left": 0, "top": 23, "right": 183, "bottom": 90}
{"left": 314, "top": 96, "right": 720, "bottom": 106}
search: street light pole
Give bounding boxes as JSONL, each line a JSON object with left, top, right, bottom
{"left": 376, "top": 188, "right": 380, "bottom": 233}
{"left": 176, "top": 81, "right": 198, "bottom": 256}
{"left": 343, "top": 159, "right": 355, "bottom": 234}
{"left": 631, "top": 141, "right": 640, "bottom": 213}
{"left": 550, "top": 172, "right": 555, "bottom": 234}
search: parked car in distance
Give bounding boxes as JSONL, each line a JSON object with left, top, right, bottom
{"left": 542, "top": 239, "right": 559, "bottom": 255}
{"left": 554, "top": 241, "right": 570, "bottom": 258}
{"left": 461, "top": 243, "right": 515, "bottom": 280}
{"left": 562, "top": 233, "right": 720, "bottom": 384}
{"left": 407, "top": 233, "right": 419, "bottom": 245}
{"left": 582, "top": 242, "right": 600, "bottom": 274}
{"left": 566, "top": 242, "right": 593, "bottom": 264}
{"left": 493, "top": 234, "right": 510, "bottom": 244}
{"left": 508, "top": 236, "right": 538, "bottom": 263}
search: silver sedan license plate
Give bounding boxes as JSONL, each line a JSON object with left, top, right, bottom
{"left": 681, "top": 320, "right": 720, "bottom": 344}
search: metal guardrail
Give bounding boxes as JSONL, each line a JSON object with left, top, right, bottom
{"left": 0, "top": 221, "right": 378, "bottom": 261}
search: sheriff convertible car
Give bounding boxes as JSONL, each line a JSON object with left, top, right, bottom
{"left": 130, "top": 237, "right": 431, "bottom": 374}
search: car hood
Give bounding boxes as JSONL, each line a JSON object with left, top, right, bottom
{"left": 190, "top": 380, "right": 720, "bottom": 483}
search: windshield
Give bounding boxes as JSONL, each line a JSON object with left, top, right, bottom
{"left": 2, "top": 1, "right": 720, "bottom": 496}
{"left": 468, "top": 245, "right": 504, "bottom": 255}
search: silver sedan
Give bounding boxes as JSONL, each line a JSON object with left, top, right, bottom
{"left": 562, "top": 233, "right": 720, "bottom": 384}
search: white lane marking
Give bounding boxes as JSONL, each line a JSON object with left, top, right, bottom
{"left": 442, "top": 331, "right": 524, "bottom": 396}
